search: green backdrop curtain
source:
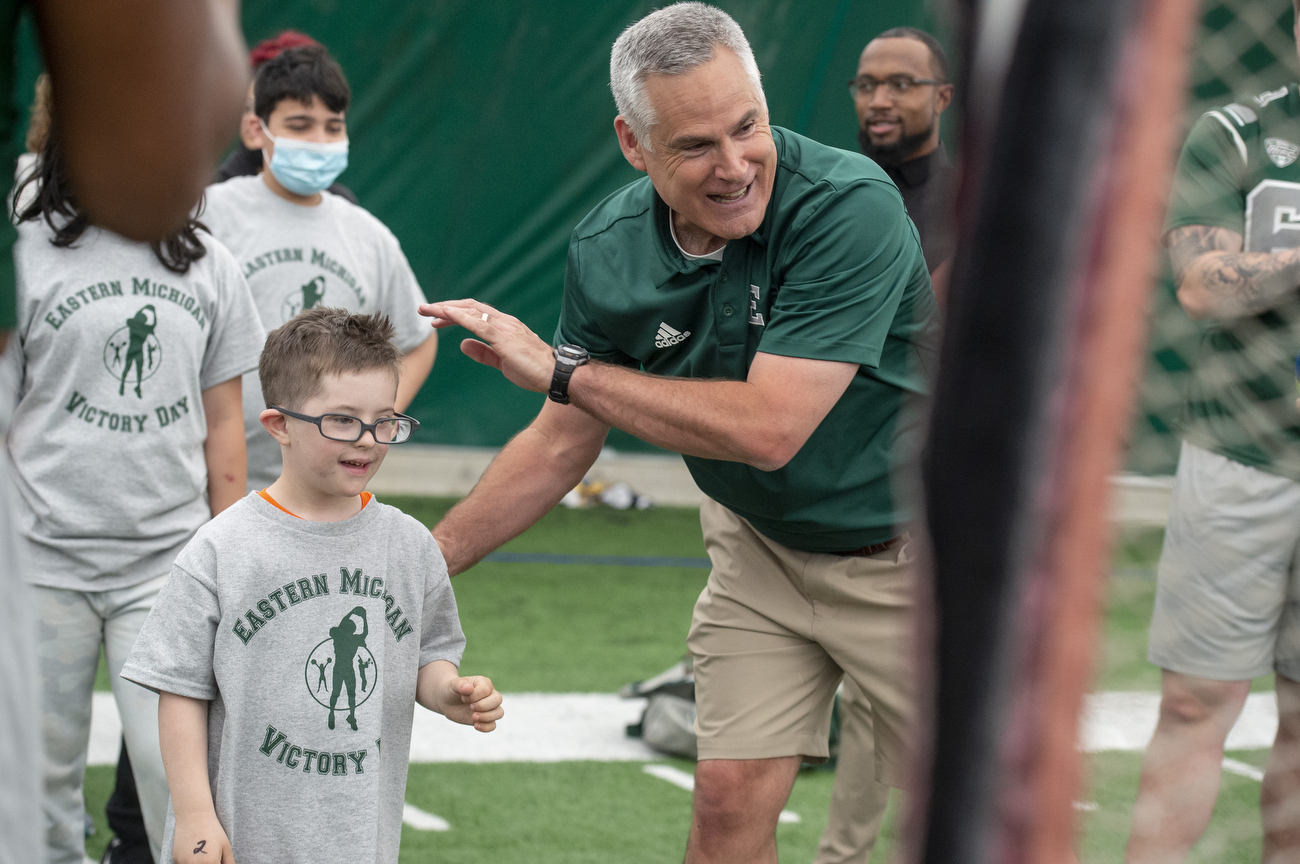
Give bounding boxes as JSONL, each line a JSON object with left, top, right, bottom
{"left": 229, "top": 0, "right": 938, "bottom": 450}
{"left": 10, "top": 1, "right": 935, "bottom": 449}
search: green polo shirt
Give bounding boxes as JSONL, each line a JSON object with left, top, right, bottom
{"left": 555, "top": 126, "right": 939, "bottom": 552}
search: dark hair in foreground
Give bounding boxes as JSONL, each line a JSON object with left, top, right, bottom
{"left": 874, "top": 26, "right": 950, "bottom": 82}
{"left": 13, "top": 98, "right": 208, "bottom": 274}
{"left": 259, "top": 308, "right": 400, "bottom": 410}
{"left": 254, "top": 44, "right": 351, "bottom": 122}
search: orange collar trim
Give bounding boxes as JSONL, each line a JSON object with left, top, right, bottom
{"left": 258, "top": 489, "right": 372, "bottom": 520}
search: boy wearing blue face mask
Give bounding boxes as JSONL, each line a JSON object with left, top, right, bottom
{"left": 202, "top": 45, "right": 437, "bottom": 491}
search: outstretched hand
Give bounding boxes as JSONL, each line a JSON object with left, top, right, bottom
{"left": 439, "top": 675, "right": 504, "bottom": 732}
{"left": 419, "top": 299, "right": 554, "bottom": 393}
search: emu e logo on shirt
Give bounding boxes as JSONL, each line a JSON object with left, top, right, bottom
{"left": 749, "top": 284, "right": 765, "bottom": 326}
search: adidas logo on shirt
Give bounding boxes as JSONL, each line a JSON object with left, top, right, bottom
{"left": 655, "top": 322, "right": 691, "bottom": 348}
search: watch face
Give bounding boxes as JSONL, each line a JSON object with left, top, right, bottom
{"left": 557, "top": 344, "right": 588, "bottom": 362}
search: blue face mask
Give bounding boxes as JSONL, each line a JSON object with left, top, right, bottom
{"left": 261, "top": 120, "right": 349, "bottom": 196}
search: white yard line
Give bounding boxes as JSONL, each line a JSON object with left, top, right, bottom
{"left": 643, "top": 763, "right": 695, "bottom": 790}
{"left": 1079, "top": 691, "right": 1277, "bottom": 752}
{"left": 87, "top": 690, "right": 1282, "bottom": 766}
{"left": 641, "top": 764, "right": 801, "bottom": 824}
{"left": 88, "top": 691, "right": 657, "bottom": 765}
{"left": 402, "top": 803, "right": 451, "bottom": 831}
{"left": 1222, "top": 757, "right": 1265, "bottom": 782}
{"left": 408, "top": 693, "right": 657, "bottom": 762}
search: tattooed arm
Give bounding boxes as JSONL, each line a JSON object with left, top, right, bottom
{"left": 1169, "top": 224, "right": 1300, "bottom": 319}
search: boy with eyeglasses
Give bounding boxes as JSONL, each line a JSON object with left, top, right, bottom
{"left": 201, "top": 43, "right": 438, "bottom": 493}
{"left": 122, "top": 309, "right": 501, "bottom": 864}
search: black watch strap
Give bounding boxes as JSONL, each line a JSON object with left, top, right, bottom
{"left": 548, "top": 363, "right": 577, "bottom": 404}
{"left": 548, "top": 346, "right": 588, "bottom": 404}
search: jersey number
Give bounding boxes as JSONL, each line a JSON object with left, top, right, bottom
{"left": 1245, "top": 180, "right": 1300, "bottom": 252}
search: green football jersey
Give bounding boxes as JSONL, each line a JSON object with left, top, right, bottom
{"left": 1165, "top": 84, "right": 1300, "bottom": 480}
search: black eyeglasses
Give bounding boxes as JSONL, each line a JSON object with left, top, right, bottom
{"left": 848, "top": 75, "right": 945, "bottom": 99}
{"left": 271, "top": 406, "right": 419, "bottom": 444}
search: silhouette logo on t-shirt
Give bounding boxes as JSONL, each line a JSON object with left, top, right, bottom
{"left": 103, "top": 304, "right": 162, "bottom": 398}
{"left": 282, "top": 276, "right": 328, "bottom": 322}
{"left": 303, "top": 606, "right": 376, "bottom": 731}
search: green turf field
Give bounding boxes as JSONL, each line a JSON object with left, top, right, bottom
{"left": 1079, "top": 750, "right": 1267, "bottom": 863}
{"left": 82, "top": 507, "right": 1268, "bottom": 862}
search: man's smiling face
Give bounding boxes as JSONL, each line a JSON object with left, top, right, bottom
{"left": 615, "top": 47, "right": 777, "bottom": 247}
{"left": 854, "top": 37, "right": 950, "bottom": 166}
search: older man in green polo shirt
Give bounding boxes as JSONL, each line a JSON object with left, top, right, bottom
{"left": 421, "top": 3, "right": 938, "bottom": 861}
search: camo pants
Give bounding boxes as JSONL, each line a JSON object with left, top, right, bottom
{"left": 32, "top": 574, "right": 168, "bottom": 864}
{"left": 0, "top": 452, "right": 41, "bottom": 864}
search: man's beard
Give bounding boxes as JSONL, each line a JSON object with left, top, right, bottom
{"left": 859, "top": 121, "right": 933, "bottom": 168}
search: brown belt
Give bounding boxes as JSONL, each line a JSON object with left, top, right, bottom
{"left": 830, "top": 534, "right": 906, "bottom": 557}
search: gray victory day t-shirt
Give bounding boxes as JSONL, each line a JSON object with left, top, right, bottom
{"left": 123, "top": 492, "right": 466, "bottom": 864}
{"left": 8, "top": 223, "right": 264, "bottom": 591}
{"left": 201, "top": 176, "right": 432, "bottom": 490}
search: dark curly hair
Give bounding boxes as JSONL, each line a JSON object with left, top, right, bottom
{"left": 13, "top": 114, "right": 209, "bottom": 275}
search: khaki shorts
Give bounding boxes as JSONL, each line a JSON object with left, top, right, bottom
{"left": 1149, "top": 440, "right": 1300, "bottom": 681}
{"left": 687, "top": 497, "right": 915, "bottom": 788}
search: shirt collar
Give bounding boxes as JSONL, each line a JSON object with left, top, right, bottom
{"left": 651, "top": 193, "right": 712, "bottom": 284}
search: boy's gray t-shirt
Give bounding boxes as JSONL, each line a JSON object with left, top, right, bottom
{"left": 8, "top": 223, "right": 265, "bottom": 590}
{"left": 201, "top": 176, "right": 432, "bottom": 491}
{"left": 122, "top": 492, "right": 465, "bottom": 864}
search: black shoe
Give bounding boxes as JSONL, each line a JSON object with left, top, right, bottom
{"left": 100, "top": 837, "right": 121, "bottom": 863}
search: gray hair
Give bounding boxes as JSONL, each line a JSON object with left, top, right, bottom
{"left": 610, "top": 3, "right": 764, "bottom": 149}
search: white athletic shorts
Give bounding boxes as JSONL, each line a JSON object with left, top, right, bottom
{"left": 1148, "top": 440, "right": 1300, "bottom": 681}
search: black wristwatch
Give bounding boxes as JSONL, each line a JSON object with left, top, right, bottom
{"left": 548, "top": 344, "right": 589, "bottom": 404}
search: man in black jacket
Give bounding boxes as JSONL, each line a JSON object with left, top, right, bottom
{"left": 814, "top": 26, "right": 956, "bottom": 864}
{"left": 853, "top": 27, "right": 956, "bottom": 298}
